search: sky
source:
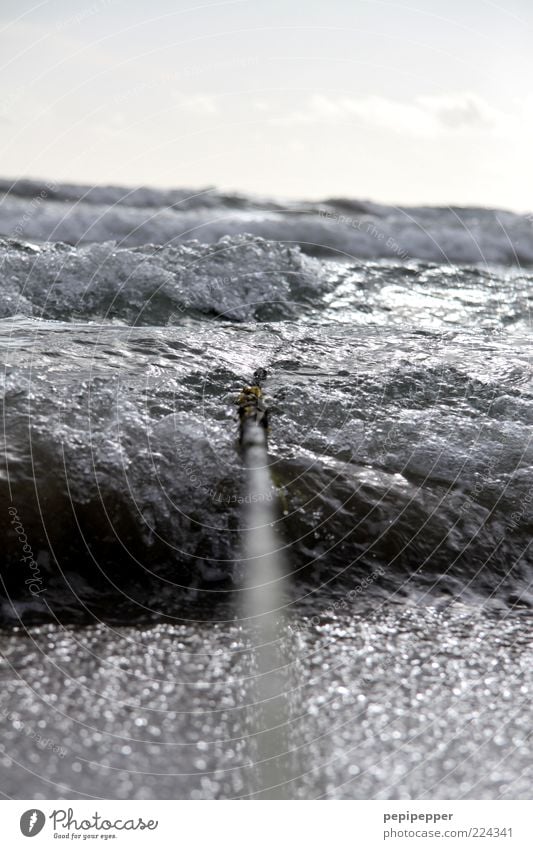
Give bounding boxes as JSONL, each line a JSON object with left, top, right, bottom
{"left": 0, "top": 0, "right": 531, "bottom": 210}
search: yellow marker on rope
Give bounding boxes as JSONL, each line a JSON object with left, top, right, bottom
{"left": 237, "top": 367, "right": 269, "bottom": 446}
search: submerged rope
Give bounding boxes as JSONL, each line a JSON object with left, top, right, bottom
{"left": 237, "top": 369, "right": 295, "bottom": 799}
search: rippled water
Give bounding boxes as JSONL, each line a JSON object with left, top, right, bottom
{"left": 0, "top": 606, "right": 531, "bottom": 799}
{"left": 0, "top": 180, "right": 531, "bottom": 798}
{"left": 1, "top": 237, "right": 531, "bottom": 621}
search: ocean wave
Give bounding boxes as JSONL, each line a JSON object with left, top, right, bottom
{"left": 1, "top": 320, "right": 532, "bottom": 623}
{"left": 1, "top": 179, "right": 532, "bottom": 265}
{"left": 1, "top": 180, "right": 532, "bottom": 625}
{"left": 0, "top": 235, "right": 531, "bottom": 328}
{"left": 0, "top": 235, "right": 325, "bottom": 323}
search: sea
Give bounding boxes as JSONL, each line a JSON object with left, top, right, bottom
{"left": 0, "top": 178, "right": 531, "bottom": 799}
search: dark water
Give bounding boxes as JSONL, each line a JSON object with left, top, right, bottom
{"left": 0, "top": 180, "right": 531, "bottom": 798}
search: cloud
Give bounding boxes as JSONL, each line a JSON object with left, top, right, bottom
{"left": 275, "top": 91, "right": 507, "bottom": 137}
{"left": 171, "top": 93, "right": 218, "bottom": 115}
{"left": 417, "top": 92, "right": 501, "bottom": 129}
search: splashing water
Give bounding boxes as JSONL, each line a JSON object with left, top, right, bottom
{"left": 0, "top": 181, "right": 532, "bottom": 801}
